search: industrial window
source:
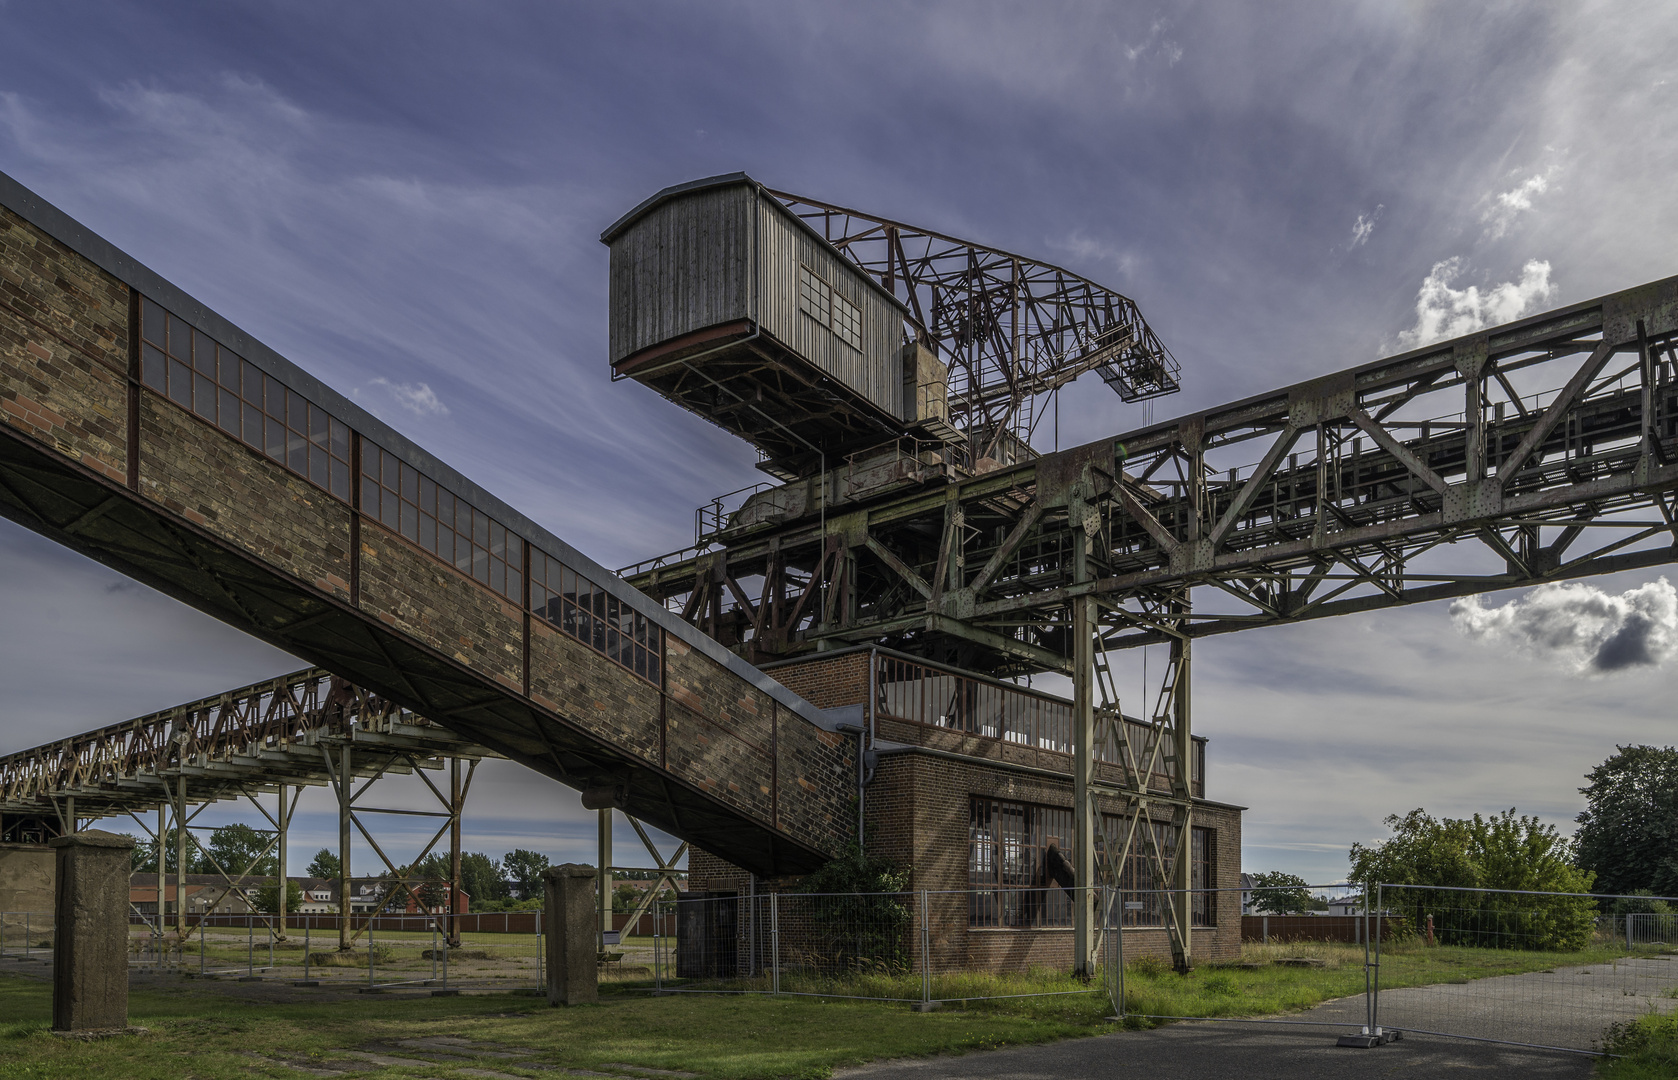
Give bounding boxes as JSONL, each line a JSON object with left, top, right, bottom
{"left": 139, "top": 298, "right": 352, "bottom": 501}
{"left": 969, "top": 797, "right": 1073, "bottom": 928}
{"left": 799, "top": 265, "right": 831, "bottom": 326}
{"left": 1100, "top": 818, "right": 1216, "bottom": 927}
{"left": 137, "top": 294, "right": 662, "bottom": 687}
{"left": 359, "top": 442, "right": 524, "bottom": 604}
{"left": 798, "top": 264, "right": 861, "bottom": 351}
{"left": 529, "top": 549, "right": 662, "bottom": 685}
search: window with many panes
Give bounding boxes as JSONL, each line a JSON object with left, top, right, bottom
{"left": 969, "top": 797, "right": 1073, "bottom": 928}
{"left": 528, "top": 549, "right": 662, "bottom": 685}
{"left": 798, "top": 264, "right": 862, "bottom": 351}
{"left": 140, "top": 298, "right": 352, "bottom": 501}
{"left": 137, "top": 295, "right": 662, "bottom": 686}
{"left": 358, "top": 442, "right": 524, "bottom": 603}
{"left": 1099, "top": 817, "right": 1217, "bottom": 927}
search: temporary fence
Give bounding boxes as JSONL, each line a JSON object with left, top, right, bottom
{"left": 115, "top": 912, "right": 550, "bottom": 991}
{"left": 1371, "top": 884, "right": 1678, "bottom": 1055}
{"left": 654, "top": 886, "right": 1203, "bottom": 1008}
{"left": 0, "top": 911, "right": 54, "bottom": 962}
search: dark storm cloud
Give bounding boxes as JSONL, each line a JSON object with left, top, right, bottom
{"left": 2, "top": 1, "right": 1677, "bottom": 882}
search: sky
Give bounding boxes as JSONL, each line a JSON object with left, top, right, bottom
{"left": 2, "top": 1, "right": 1677, "bottom": 885}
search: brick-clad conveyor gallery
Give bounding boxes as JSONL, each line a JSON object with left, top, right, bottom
{"left": 0, "top": 169, "right": 852, "bottom": 876}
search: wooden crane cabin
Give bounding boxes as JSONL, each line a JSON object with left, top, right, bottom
{"left": 602, "top": 173, "right": 915, "bottom": 476}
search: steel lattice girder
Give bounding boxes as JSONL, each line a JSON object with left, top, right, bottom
{"left": 625, "top": 275, "right": 1678, "bottom": 674}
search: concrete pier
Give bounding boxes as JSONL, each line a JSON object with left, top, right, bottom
{"left": 543, "top": 863, "right": 598, "bottom": 1006}
{"left": 49, "top": 831, "right": 134, "bottom": 1034}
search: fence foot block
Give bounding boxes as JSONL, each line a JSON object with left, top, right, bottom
{"left": 431, "top": 989, "right": 460, "bottom": 997}
{"left": 912, "top": 1002, "right": 941, "bottom": 1013}
{"left": 292, "top": 981, "right": 320, "bottom": 987}
{"left": 1336, "top": 1034, "right": 1382, "bottom": 1048}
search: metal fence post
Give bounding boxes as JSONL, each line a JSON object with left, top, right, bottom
{"left": 537, "top": 911, "right": 544, "bottom": 991}
{"left": 441, "top": 921, "right": 449, "bottom": 988}
{"left": 24, "top": 913, "right": 28, "bottom": 959}
{"left": 303, "top": 922, "right": 310, "bottom": 983}
{"left": 248, "top": 914, "right": 255, "bottom": 978}
{"left": 1371, "top": 885, "right": 1383, "bottom": 1037}
{"left": 1262, "top": 914, "right": 1268, "bottom": 945}
{"left": 770, "top": 892, "right": 781, "bottom": 996}
{"left": 369, "top": 918, "right": 376, "bottom": 990}
{"left": 920, "top": 890, "right": 930, "bottom": 1007}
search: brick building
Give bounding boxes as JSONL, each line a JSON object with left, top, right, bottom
{"left": 687, "top": 647, "right": 1245, "bottom": 972}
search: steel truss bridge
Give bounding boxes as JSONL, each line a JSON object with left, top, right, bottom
{"left": 0, "top": 668, "right": 688, "bottom": 952}
{"left": 627, "top": 274, "right": 1678, "bottom": 970}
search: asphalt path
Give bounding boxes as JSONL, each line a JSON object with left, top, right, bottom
{"left": 837, "top": 987, "right": 1602, "bottom": 1079}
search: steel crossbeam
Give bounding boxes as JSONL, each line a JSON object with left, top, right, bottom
{"left": 623, "top": 275, "right": 1678, "bottom": 674}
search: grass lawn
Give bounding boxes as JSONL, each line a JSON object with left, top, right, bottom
{"left": 0, "top": 938, "right": 1666, "bottom": 1078}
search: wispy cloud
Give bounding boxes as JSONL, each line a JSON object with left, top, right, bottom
{"left": 1124, "top": 18, "right": 1183, "bottom": 65}
{"left": 1482, "top": 168, "right": 1556, "bottom": 240}
{"left": 359, "top": 377, "right": 450, "bottom": 419}
{"left": 1396, "top": 257, "right": 1555, "bottom": 349}
{"left": 1451, "top": 578, "right": 1678, "bottom": 675}
{"left": 1348, "top": 205, "right": 1384, "bottom": 250}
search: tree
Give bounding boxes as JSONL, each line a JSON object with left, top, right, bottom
{"left": 1350, "top": 808, "right": 1596, "bottom": 950}
{"left": 502, "top": 849, "right": 550, "bottom": 898}
{"left": 205, "top": 823, "right": 275, "bottom": 877}
{"left": 306, "top": 848, "right": 341, "bottom": 879}
{"left": 460, "top": 852, "right": 506, "bottom": 906}
{"left": 1248, "top": 871, "right": 1314, "bottom": 914}
{"left": 1575, "top": 745, "right": 1678, "bottom": 898}
{"left": 254, "top": 880, "right": 303, "bottom": 915}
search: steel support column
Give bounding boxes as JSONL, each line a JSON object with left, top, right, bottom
{"left": 598, "top": 808, "right": 613, "bottom": 951}
{"left": 1071, "top": 591, "right": 1096, "bottom": 976}
{"left": 174, "top": 775, "right": 187, "bottom": 939}
{"left": 1168, "top": 613, "right": 1193, "bottom": 974}
{"left": 337, "top": 743, "right": 351, "bottom": 951}
{"left": 449, "top": 757, "right": 463, "bottom": 948}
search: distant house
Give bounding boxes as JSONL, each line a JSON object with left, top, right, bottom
{"left": 290, "top": 876, "right": 467, "bottom": 915}
{"left": 1239, "top": 873, "right": 1256, "bottom": 914}
{"left": 129, "top": 874, "right": 263, "bottom": 916}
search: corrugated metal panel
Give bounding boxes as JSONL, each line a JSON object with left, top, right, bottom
{"left": 754, "top": 195, "right": 904, "bottom": 419}
{"left": 607, "top": 184, "right": 753, "bottom": 363}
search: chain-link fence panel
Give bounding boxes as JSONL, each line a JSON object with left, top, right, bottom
{"left": 1373, "top": 884, "right": 1678, "bottom": 1054}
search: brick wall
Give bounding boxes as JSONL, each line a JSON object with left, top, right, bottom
{"left": 0, "top": 206, "right": 128, "bottom": 485}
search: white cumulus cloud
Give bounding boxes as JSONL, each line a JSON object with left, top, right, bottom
{"left": 1397, "top": 257, "right": 1555, "bottom": 349}
{"left": 1482, "top": 170, "right": 1554, "bottom": 240}
{"left": 1451, "top": 578, "right": 1678, "bottom": 675}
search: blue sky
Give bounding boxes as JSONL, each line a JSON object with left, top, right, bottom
{"left": 2, "top": 1, "right": 1677, "bottom": 884}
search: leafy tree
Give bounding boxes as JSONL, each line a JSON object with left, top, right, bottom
{"left": 205, "top": 823, "right": 274, "bottom": 877}
{"left": 1575, "top": 745, "right": 1678, "bottom": 898}
{"left": 503, "top": 849, "right": 551, "bottom": 898}
{"left": 1350, "top": 808, "right": 1596, "bottom": 950}
{"left": 254, "top": 880, "right": 303, "bottom": 915}
{"left": 1612, "top": 890, "right": 1674, "bottom": 917}
{"left": 460, "top": 852, "right": 506, "bottom": 906}
{"left": 1247, "top": 871, "right": 1314, "bottom": 914}
{"left": 129, "top": 828, "right": 212, "bottom": 874}
{"left": 306, "top": 848, "right": 342, "bottom": 879}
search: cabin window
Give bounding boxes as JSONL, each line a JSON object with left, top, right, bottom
{"left": 969, "top": 797, "right": 1073, "bottom": 928}
{"left": 799, "top": 264, "right": 862, "bottom": 351}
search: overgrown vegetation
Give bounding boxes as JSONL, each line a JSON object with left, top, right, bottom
{"left": 795, "top": 843, "right": 914, "bottom": 972}
{"left": 1599, "top": 1010, "right": 1678, "bottom": 1079}
{"left": 1349, "top": 808, "right": 1597, "bottom": 949}
{"left": 1576, "top": 745, "right": 1678, "bottom": 898}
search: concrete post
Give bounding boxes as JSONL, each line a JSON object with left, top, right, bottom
{"left": 49, "top": 830, "right": 134, "bottom": 1034}
{"left": 543, "top": 863, "right": 598, "bottom": 1006}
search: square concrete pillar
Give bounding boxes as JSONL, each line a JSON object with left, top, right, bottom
{"left": 50, "top": 830, "right": 134, "bottom": 1033}
{"left": 543, "top": 863, "right": 598, "bottom": 1006}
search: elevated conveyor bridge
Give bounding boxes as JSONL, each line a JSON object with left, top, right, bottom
{"left": 0, "top": 170, "right": 852, "bottom": 879}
